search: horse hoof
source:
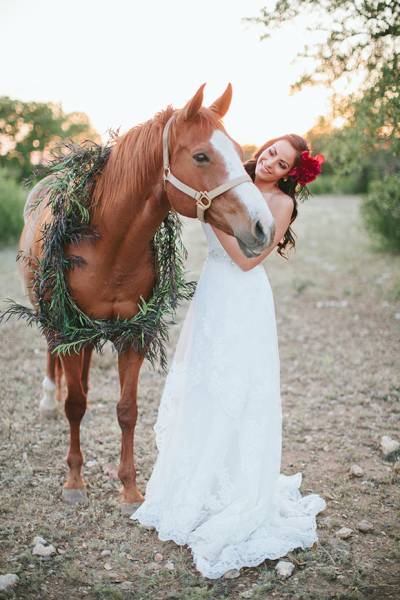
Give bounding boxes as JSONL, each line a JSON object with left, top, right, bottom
{"left": 120, "top": 502, "right": 143, "bottom": 516}
{"left": 62, "top": 488, "right": 89, "bottom": 505}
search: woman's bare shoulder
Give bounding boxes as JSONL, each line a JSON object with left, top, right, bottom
{"left": 264, "top": 190, "right": 294, "bottom": 212}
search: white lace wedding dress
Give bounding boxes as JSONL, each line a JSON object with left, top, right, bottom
{"left": 131, "top": 222, "right": 326, "bottom": 579}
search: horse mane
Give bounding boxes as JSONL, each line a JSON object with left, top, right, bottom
{"left": 92, "top": 105, "right": 223, "bottom": 215}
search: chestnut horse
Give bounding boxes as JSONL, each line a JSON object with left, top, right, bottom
{"left": 18, "top": 83, "right": 275, "bottom": 513}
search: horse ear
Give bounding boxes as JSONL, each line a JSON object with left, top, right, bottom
{"left": 209, "top": 83, "right": 233, "bottom": 118}
{"left": 182, "top": 83, "right": 206, "bottom": 121}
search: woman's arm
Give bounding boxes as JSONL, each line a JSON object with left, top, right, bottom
{"left": 210, "top": 194, "right": 294, "bottom": 272}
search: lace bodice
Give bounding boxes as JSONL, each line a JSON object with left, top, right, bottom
{"left": 202, "top": 222, "right": 236, "bottom": 265}
{"left": 202, "top": 222, "right": 263, "bottom": 271}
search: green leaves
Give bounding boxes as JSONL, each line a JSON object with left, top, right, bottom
{"left": 0, "top": 169, "right": 26, "bottom": 245}
{"left": 361, "top": 173, "right": 400, "bottom": 251}
{"left": 246, "top": 1, "right": 399, "bottom": 90}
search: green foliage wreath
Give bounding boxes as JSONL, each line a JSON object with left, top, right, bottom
{"left": 1, "top": 138, "right": 196, "bottom": 370}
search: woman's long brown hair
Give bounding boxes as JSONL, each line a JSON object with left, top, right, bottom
{"left": 244, "top": 134, "right": 309, "bottom": 259}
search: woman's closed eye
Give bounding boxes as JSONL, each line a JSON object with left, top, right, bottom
{"left": 269, "top": 147, "right": 288, "bottom": 170}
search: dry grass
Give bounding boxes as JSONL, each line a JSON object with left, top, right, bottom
{"left": 0, "top": 195, "right": 399, "bottom": 599}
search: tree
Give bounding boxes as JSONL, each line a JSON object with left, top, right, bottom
{"left": 247, "top": 1, "right": 400, "bottom": 248}
{"left": 0, "top": 97, "right": 100, "bottom": 182}
{"left": 246, "top": 1, "right": 399, "bottom": 172}
{"left": 246, "top": 1, "right": 399, "bottom": 87}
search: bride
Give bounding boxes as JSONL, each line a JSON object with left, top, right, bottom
{"left": 131, "top": 134, "right": 326, "bottom": 579}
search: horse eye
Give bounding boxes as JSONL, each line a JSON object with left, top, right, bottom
{"left": 193, "top": 152, "right": 210, "bottom": 163}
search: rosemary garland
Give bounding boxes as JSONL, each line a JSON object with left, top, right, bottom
{"left": 1, "top": 138, "right": 196, "bottom": 371}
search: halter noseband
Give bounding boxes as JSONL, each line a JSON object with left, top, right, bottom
{"left": 162, "top": 114, "right": 252, "bottom": 222}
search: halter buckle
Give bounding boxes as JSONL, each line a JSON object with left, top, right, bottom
{"left": 196, "top": 191, "right": 212, "bottom": 210}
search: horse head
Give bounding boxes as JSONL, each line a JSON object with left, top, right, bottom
{"left": 163, "top": 83, "right": 276, "bottom": 257}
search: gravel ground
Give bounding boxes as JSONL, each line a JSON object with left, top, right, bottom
{"left": 0, "top": 194, "right": 399, "bottom": 599}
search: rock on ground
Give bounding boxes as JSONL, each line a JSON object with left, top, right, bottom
{"left": 32, "top": 541, "right": 57, "bottom": 557}
{"left": 33, "top": 535, "right": 48, "bottom": 545}
{"left": 223, "top": 568, "right": 241, "bottom": 579}
{"left": 336, "top": 527, "right": 353, "bottom": 539}
{"left": 275, "top": 560, "right": 295, "bottom": 579}
{"left": 357, "top": 520, "right": 374, "bottom": 533}
{"left": 380, "top": 436, "right": 400, "bottom": 456}
{"left": 0, "top": 574, "right": 19, "bottom": 591}
{"left": 240, "top": 590, "right": 254, "bottom": 598}
{"left": 349, "top": 464, "right": 364, "bottom": 477}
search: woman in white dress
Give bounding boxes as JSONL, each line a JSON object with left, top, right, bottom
{"left": 131, "top": 134, "right": 326, "bottom": 579}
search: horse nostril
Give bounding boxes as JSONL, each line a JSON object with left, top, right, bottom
{"left": 253, "top": 220, "right": 267, "bottom": 245}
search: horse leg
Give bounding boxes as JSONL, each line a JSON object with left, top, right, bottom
{"left": 117, "top": 348, "right": 145, "bottom": 514}
{"left": 81, "top": 345, "right": 93, "bottom": 396}
{"left": 39, "top": 350, "right": 62, "bottom": 418}
{"left": 60, "top": 351, "right": 89, "bottom": 505}
{"left": 80, "top": 345, "right": 93, "bottom": 423}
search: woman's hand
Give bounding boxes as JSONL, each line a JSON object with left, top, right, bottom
{"left": 210, "top": 193, "right": 293, "bottom": 271}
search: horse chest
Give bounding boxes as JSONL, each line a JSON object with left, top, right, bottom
{"left": 66, "top": 260, "right": 156, "bottom": 320}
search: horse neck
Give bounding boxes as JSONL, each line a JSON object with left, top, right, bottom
{"left": 91, "top": 110, "right": 174, "bottom": 246}
{"left": 91, "top": 184, "right": 170, "bottom": 259}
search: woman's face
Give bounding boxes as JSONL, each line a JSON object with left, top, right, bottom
{"left": 255, "top": 139, "right": 297, "bottom": 184}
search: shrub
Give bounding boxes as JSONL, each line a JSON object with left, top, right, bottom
{"left": 309, "top": 171, "right": 371, "bottom": 195}
{"left": 360, "top": 174, "right": 400, "bottom": 252}
{"left": 308, "top": 175, "right": 336, "bottom": 195}
{"left": 0, "top": 168, "right": 26, "bottom": 245}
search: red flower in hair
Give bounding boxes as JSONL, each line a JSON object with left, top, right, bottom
{"left": 289, "top": 151, "right": 325, "bottom": 186}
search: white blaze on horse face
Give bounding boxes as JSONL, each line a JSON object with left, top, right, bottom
{"left": 209, "top": 130, "right": 275, "bottom": 231}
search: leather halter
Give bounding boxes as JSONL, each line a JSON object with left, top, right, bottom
{"left": 162, "top": 114, "right": 252, "bottom": 222}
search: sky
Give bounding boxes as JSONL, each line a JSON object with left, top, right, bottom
{"left": 0, "top": 0, "right": 331, "bottom": 146}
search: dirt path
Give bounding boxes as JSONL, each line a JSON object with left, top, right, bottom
{"left": 0, "top": 195, "right": 399, "bottom": 599}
